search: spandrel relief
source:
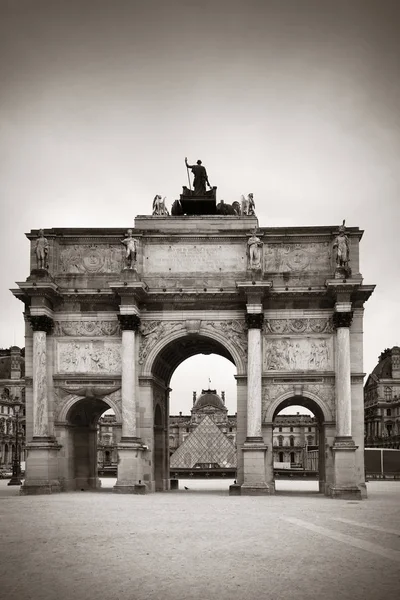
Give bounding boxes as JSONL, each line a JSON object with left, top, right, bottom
{"left": 59, "top": 244, "right": 125, "bottom": 273}
{"left": 139, "top": 321, "right": 184, "bottom": 365}
{"left": 57, "top": 341, "right": 121, "bottom": 374}
{"left": 54, "top": 321, "right": 119, "bottom": 337}
{"left": 264, "top": 337, "right": 333, "bottom": 371}
{"left": 263, "top": 242, "right": 331, "bottom": 272}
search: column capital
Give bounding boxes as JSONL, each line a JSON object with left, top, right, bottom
{"left": 332, "top": 311, "right": 353, "bottom": 329}
{"left": 118, "top": 314, "right": 141, "bottom": 332}
{"left": 246, "top": 313, "right": 264, "bottom": 329}
{"left": 29, "top": 315, "right": 54, "bottom": 333}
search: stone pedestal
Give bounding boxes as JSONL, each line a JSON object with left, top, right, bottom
{"left": 20, "top": 438, "right": 62, "bottom": 495}
{"left": 113, "top": 439, "right": 146, "bottom": 494}
{"left": 241, "top": 441, "right": 272, "bottom": 495}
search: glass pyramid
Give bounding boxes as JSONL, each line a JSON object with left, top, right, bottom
{"left": 170, "top": 415, "right": 237, "bottom": 469}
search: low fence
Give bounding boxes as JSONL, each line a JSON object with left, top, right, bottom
{"left": 365, "top": 448, "right": 400, "bottom": 479}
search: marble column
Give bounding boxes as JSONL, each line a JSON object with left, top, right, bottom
{"left": 29, "top": 316, "right": 53, "bottom": 438}
{"left": 330, "top": 309, "right": 360, "bottom": 499}
{"left": 245, "top": 313, "right": 263, "bottom": 441}
{"left": 118, "top": 314, "right": 140, "bottom": 440}
{"left": 114, "top": 314, "right": 145, "bottom": 494}
{"left": 238, "top": 312, "right": 271, "bottom": 495}
{"left": 333, "top": 311, "right": 353, "bottom": 439}
{"left": 21, "top": 315, "right": 61, "bottom": 494}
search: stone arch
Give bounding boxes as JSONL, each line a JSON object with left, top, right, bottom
{"left": 141, "top": 327, "right": 245, "bottom": 382}
{"left": 58, "top": 391, "right": 122, "bottom": 424}
{"left": 264, "top": 390, "right": 334, "bottom": 424}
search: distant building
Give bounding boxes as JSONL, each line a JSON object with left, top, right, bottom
{"left": 273, "top": 413, "right": 318, "bottom": 467}
{"left": 0, "top": 347, "right": 26, "bottom": 467}
{"left": 97, "top": 413, "right": 121, "bottom": 470}
{"left": 364, "top": 346, "right": 400, "bottom": 449}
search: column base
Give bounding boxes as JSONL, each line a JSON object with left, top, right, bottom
{"left": 113, "top": 438, "right": 147, "bottom": 494}
{"left": 21, "top": 437, "right": 62, "bottom": 495}
{"left": 229, "top": 483, "right": 242, "bottom": 496}
{"left": 8, "top": 476, "right": 22, "bottom": 486}
{"left": 240, "top": 482, "right": 273, "bottom": 496}
{"left": 329, "top": 486, "right": 362, "bottom": 500}
{"left": 20, "top": 481, "right": 61, "bottom": 495}
{"left": 241, "top": 439, "right": 273, "bottom": 494}
{"left": 331, "top": 436, "right": 361, "bottom": 498}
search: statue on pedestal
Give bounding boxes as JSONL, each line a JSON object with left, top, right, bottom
{"left": 247, "top": 227, "right": 263, "bottom": 270}
{"left": 185, "top": 157, "right": 212, "bottom": 196}
{"left": 333, "top": 220, "right": 351, "bottom": 278}
{"left": 35, "top": 229, "right": 49, "bottom": 270}
{"left": 121, "top": 229, "right": 138, "bottom": 270}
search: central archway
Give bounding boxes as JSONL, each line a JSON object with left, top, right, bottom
{"left": 264, "top": 393, "right": 336, "bottom": 494}
{"left": 139, "top": 332, "right": 244, "bottom": 492}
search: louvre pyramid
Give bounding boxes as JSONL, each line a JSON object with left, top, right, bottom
{"left": 170, "top": 415, "right": 237, "bottom": 468}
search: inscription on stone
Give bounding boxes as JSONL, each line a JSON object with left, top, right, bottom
{"left": 144, "top": 243, "right": 246, "bottom": 274}
{"left": 264, "top": 337, "right": 333, "bottom": 371}
{"left": 57, "top": 341, "right": 121, "bottom": 374}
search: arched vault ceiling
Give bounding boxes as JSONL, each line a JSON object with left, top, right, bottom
{"left": 152, "top": 334, "right": 235, "bottom": 384}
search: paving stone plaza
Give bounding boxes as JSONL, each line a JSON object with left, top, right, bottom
{"left": 0, "top": 479, "right": 399, "bottom": 600}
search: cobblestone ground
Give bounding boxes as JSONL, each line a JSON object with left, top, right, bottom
{"left": 0, "top": 479, "right": 399, "bottom": 600}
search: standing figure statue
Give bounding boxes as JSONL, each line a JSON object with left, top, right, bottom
{"left": 35, "top": 229, "right": 49, "bottom": 270}
{"left": 333, "top": 220, "right": 351, "bottom": 276}
{"left": 152, "top": 195, "right": 169, "bottom": 216}
{"left": 241, "top": 193, "right": 256, "bottom": 216}
{"left": 121, "top": 229, "right": 138, "bottom": 270}
{"left": 247, "top": 227, "right": 263, "bottom": 270}
{"left": 185, "top": 157, "right": 212, "bottom": 195}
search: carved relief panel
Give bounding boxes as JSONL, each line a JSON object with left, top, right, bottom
{"left": 56, "top": 341, "right": 121, "bottom": 374}
{"left": 263, "top": 242, "right": 331, "bottom": 272}
{"left": 58, "top": 244, "right": 125, "bottom": 273}
{"left": 264, "top": 337, "right": 333, "bottom": 371}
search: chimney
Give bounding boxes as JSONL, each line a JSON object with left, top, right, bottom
{"left": 179, "top": 411, "right": 182, "bottom": 416}
{"left": 193, "top": 391, "right": 197, "bottom": 405}
{"left": 221, "top": 391, "right": 225, "bottom": 404}
{"left": 10, "top": 346, "right": 21, "bottom": 380}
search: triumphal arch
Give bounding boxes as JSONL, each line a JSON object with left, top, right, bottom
{"left": 12, "top": 166, "right": 374, "bottom": 498}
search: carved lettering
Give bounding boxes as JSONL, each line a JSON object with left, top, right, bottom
{"left": 144, "top": 243, "right": 246, "bottom": 274}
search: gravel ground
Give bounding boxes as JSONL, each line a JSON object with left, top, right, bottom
{"left": 0, "top": 479, "right": 399, "bottom": 600}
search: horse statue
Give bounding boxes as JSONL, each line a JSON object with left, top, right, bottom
{"left": 216, "top": 200, "right": 241, "bottom": 216}
{"left": 152, "top": 195, "right": 169, "bottom": 216}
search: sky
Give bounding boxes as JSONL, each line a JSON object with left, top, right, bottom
{"left": 0, "top": 0, "right": 399, "bottom": 415}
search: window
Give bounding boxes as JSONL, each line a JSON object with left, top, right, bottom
{"left": 278, "top": 426, "right": 282, "bottom": 432}
{"left": 308, "top": 426, "right": 312, "bottom": 432}
{"left": 290, "top": 436, "right": 294, "bottom": 447}
{"left": 278, "top": 436, "right": 283, "bottom": 447}
{"left": 290, "top": 452, "right": 295, "bottom": 463}
{"left": 387, "top": 409, "right": 392, "bottom": 417}
{"left": 279, "top": 452, "right": 284, "bottom": 462}
{"left": 290, "top": 427, "right": 293, "bottom": 432}
{"left": 384, "top": 387, "right": 393, "bottom": 401}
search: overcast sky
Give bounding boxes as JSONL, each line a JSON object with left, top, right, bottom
{"left": 1, "top": 0, "right": 399, "bottom": 415}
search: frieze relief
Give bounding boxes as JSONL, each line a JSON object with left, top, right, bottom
{"left": 59, "top": 244, "right": 125, "bottom": 273}
{"left": 263, "top": 242, "right": 331, "bottom": 272}
{"left": 57, "top": 341, "right": 121, "bottom": 374}
{"left": 264, "top": 317, "right": 333, "bottom": 335}
{"left": 264, "top": 338, "right": 333, "bottom": 371}
{"left": 54, "top": 320, "right": 120, "bottom": 337}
